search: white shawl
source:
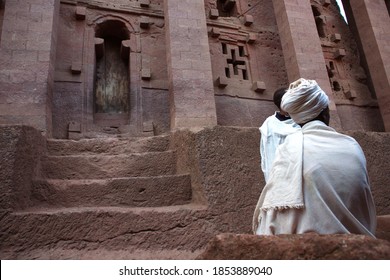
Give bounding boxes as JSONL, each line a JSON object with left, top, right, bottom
{"left": 259, "top": 113, "right": 300, "bottom": 183}
{"left": 253, "top": 121, "right": 376, "bottom": 237}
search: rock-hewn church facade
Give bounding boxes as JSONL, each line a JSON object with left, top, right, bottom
{"left": 1, "top": 0, "right": 389, "bottom": 137}
{"left": 0, "top": 0, "right": 390, "bottom": 259}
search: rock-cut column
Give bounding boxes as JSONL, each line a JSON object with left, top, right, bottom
{"left": 0, "top": 0, "right": 60, "bottom": 136}
{"left": 164, "top": 0, "right": 217, "bottom": 129}
{"left": 346, "top": 0, "right": 390, "bottom": 131}
{"left": 273, "top": 0, "right": 341, "bottom": 129}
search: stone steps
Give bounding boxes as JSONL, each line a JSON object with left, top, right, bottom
{"left": 0, "top": 205, "right": 211, "bottom": 253}
{"left": 0, "top": 248, "right": 203, "bottom": 260}
{"left": 0, "top": 134, "right": 208, "bottom": 257}
{"left": 40, "top": 151, "right": 177, "bottom": 179}
{"left": 32, "top": 175, "right": 192, "bottom": 208}
{"left": 47, "top": 135, "right": 170, "bottom": 156}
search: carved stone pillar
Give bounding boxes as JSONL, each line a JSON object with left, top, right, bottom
{"left": 345, "top": 0, "right": 390, "bottom": 131}
{"left": 164, "top": 0, "right": 217, "bottom": 128}
{"left": 0, "top": 0, "right": 60, "bottom": 136}
{"left": 273, "top": 0, "right": 341, "bottom": 129}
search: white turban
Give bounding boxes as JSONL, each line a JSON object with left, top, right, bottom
{"left": 281, "top": 78, "right": 329, "bottom": 124}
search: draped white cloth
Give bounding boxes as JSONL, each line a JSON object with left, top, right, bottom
{"left": 259, "top": 113, "right": 300, "bottom": 183}
{"left": 253, "top": 121, "right": 376, "bottom": 237}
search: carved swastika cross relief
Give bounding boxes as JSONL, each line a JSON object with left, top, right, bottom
{"left": 222, "top": 43, "right": 250, "bottom": 81}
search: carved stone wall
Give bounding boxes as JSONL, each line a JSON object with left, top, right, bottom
{"left": 52, "top": 0, "right": 169, "bottom": 138}
{"left": 0, "top": 0, "right": 60, "bottom": 136}
{"left": 0, "top": 0, "right": 388, "bottom": 137}
{"left": 203, "top": 0, "right": 384, "bottom": 131}
{"left": 205, "top": 0, "right": 289, "bottom": 127}
{"left": 310, "top": 0, "right": 384, "bottom": 131}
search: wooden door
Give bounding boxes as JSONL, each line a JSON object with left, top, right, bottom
{"left": 95, "top": 37, "right": 129, "bottom": 115}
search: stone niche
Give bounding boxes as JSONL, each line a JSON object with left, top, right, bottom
{"left": 52, "top": 1, "right": 169, "bottom": 138}
{"left": 93, "top": 20, "right": 131, "bottom": 126}
{"left": 0, "top": 0, "right": 4, "bottom": 43}
{"left": 217, "top": 0, "right": 238, "bottom": 17}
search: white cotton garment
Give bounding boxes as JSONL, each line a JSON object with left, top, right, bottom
{"left": 253, "top": 121, "right": 377, "bottom": 237}
{"left": 259, "top": 113, "right": 300, "bottom": 183}
{"left": 281, "top": 78, "right": 329, "bottom": 124}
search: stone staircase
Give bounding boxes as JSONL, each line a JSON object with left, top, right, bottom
{"left": 1, "top": 135, "right": 210, "bottom": 259}
{"left": 3, "top": 127, "right": 388, "bottom": 260}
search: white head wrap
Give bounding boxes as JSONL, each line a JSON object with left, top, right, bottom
{"left": 281, "top": 78, "right": 329, "bottom": 124}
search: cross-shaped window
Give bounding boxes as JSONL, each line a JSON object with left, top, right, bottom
{"left": 223, "top": 43, "right": 249, "bottom": 80}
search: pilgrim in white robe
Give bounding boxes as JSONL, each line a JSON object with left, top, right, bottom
{"left": 253, "top": 120, "right": 376, "bottom": 237}
{"left": 260, "top": 112, "right": 300, "bottom": 183}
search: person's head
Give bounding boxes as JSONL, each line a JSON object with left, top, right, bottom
{"left": 273, "top": 88, "right": 287, "bottom": 110}
{"left": 273, "top": 87, "right": 289, "bottom": 116}
{"left": 281, "top": 78, "right": 330, "bottom": 126}
{"left": 313, "top": 106, "right": 330, "bottom": 126}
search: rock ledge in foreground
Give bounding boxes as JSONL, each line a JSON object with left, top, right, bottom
{"left": 197, "top": 233, "right": 390, "bottom": 260}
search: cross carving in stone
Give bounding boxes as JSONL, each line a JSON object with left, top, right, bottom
{"left": 227, "top": 49, "right": 245, "bottom": 75}
{"left": 225, "top": 46, "right": 248, "bottom": 80}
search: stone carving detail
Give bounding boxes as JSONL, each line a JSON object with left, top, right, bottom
{"left": 311, "top": 1, "right": 374, "bottom": 105}
{"left": 222, "top": 43, "right": 249, "bottom": 81}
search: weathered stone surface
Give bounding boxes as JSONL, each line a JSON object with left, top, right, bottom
{"left": 347, "top": 0, "right": 390, "bottom": 131}
{"left": 142, "top": 89, "right": 170, "bottom": 136}
{"left": 197, "top": 233, "right": 390, "bottom": 260}
{"left": 40, "top": 151, "right": 178, "bottom": 179}
{"left": 1, "top": 125, "right": 389, "bottom": 260}
{"left": 377, "top": 215, "right": 390, "bottom": 242}
{"left": 215, "top": 95, "right": 275, "bottom": 127}
{"left": 47, "top": 135, "right": 170, "bottom": 155}
{"left": 346, "top": 131, "right": 390, "bottom": 215}
{"left": 0, "top": 248, "right": 202, "bottom": 260}
{"left": 0, "top": 0, "right": 59, "bottom": 136}
{"left": 0, "top": 125, "right": 46, "bottom": 211}
{"left": 0, "top": 205, "right": 211, "bottom": 254}
{"left": 32, "top": 175, "right": 192, "bottom": 208}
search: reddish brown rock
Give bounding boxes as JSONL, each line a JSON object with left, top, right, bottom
{"left": 377, "top": 215, "right": 390, "bottom": 243}
{"left": 197, "top": 233, "right": 390, "bottom": 260}
{"left": 1, "top": 125, "right": 390, "bottom": 259}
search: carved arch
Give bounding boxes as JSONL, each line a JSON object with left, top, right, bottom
{"left": 92, "top": 17, "right": 136, "bottom": 123}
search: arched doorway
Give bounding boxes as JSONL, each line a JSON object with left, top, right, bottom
{"left": 94, "top": 20, "right": 130, "bottom": 126}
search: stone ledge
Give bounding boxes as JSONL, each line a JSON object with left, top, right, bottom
{"left": 197, "top": 233, "right": 390, "bottom": 260}
{"left": 377, "top": 215, "right": 390, "bottom": 242}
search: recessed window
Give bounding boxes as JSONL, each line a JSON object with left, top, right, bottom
{"left": 312, "top": 6, "right": 326, "bottom": 38}
{"left": 333, "top": 81, "right": 341, "bottom": 91}
{"left": 217, "top": 0, "right": 237, "bottom": 17}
